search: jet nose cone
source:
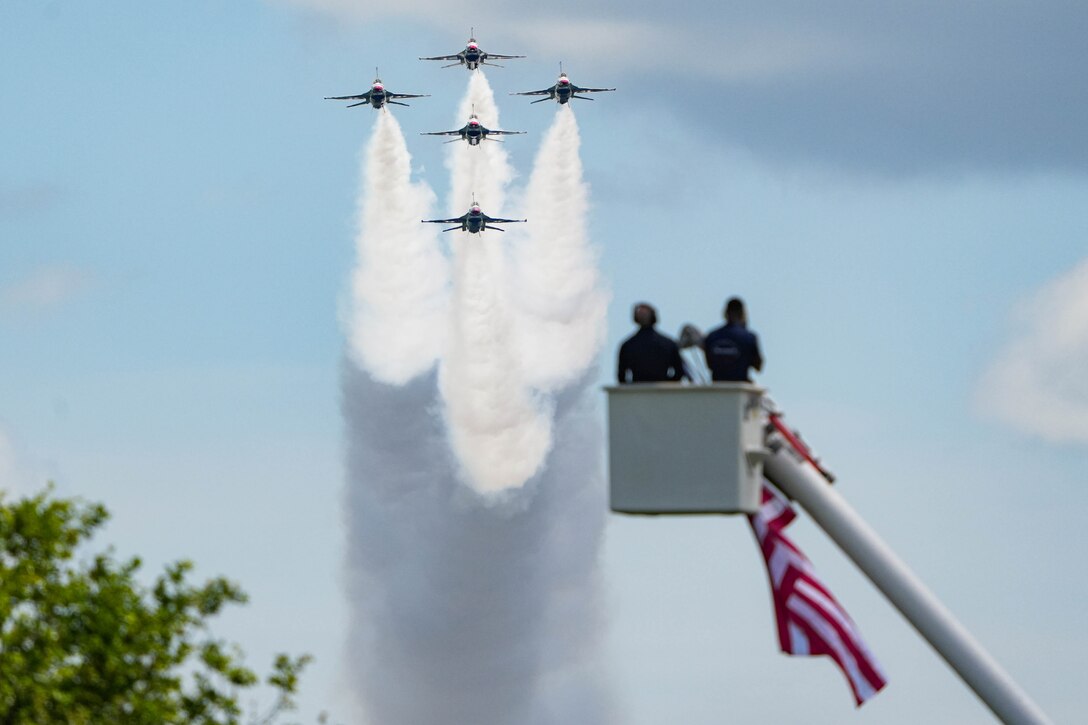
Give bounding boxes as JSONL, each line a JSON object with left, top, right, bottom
{"left": 471, "top": 206, "right": 481, "bottom": 214}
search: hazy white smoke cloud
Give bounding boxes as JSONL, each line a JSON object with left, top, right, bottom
{"left": 513, "top": 107, "right": 609, "bottom": 391}
{"left": 341, "top": 368, "right": 612, "bottom": 725}
{"left": 348, "top": 112, "right": 449, "bottom": 385}
{"left": 439, "top": 73, "right": 553, "bottom": 494}
{"left": 976, "top": 258, "right": 1088, "bottom": 444}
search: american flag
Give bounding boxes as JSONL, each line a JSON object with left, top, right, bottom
{"left": 748, "top": 483, "right": 888, "bottom": 706}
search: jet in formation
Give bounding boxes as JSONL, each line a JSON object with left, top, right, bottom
{"left": 422, "top": 200, "right": 526, "bottom": 233}
{"left": 421, "top": 109, "right": 525, "bottom": 145}
{"left": 512, "top": 66, "right": 615, "bottom": 104}
{"left": 325, "top": 73, "right": 429, "bottom": 109}
{"left": 420, "top": 31, "right": 525, "bottom": 70}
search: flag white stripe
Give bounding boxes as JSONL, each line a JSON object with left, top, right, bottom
{"left": 768, "top": 540, "right": 813, "bottom": 587}
{"left": 761, "top": 495, "right": 790, "bottom": 523}
{"left": 795, "top": 553, "right": 888, "bottom": 682}
{"left": 795, "top": 578, "right": 860, "bottom": 645}
{"left": 788, "top": 594, "right": 878, "bottom": 703}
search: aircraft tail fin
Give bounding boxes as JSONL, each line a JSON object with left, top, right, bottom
{"left": 530, "top": 96, "right": 551, "bottom": 104}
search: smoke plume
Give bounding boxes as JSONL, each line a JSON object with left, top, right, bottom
{"left": 347, "top": 112, "right": 448, "bottom": 385}
{"left": 341, "top": 80, "right": 612, "bottom": 725}
{"left": 514, "top": 106, "right": 609, "bottom": 391}
{"left": 438, "top": 72, "right": 553, "bottom": 494}
{"left": 342, "top": 367, "right": 611, "bottom": 725}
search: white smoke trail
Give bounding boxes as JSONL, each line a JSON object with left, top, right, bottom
{"left": 348, "top": 112, "right": 448, "bottom": 385}
{"left": 439, "top": 73, "right": 552, "bottom": 494}
{"left": 447, "top": 72, "right": 514, "bottom": 213}
{"left": 340, "top": 74, "right": 613, "bottom": 725}
{"left": 514, "top": 106, "right": 609, "bottom": 391}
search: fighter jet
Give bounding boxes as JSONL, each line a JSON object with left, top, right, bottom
{"left": 325, "top": 72, "right": 429, "bottom": 109}
{"left": 422, "top": 199, "right": 526, "bottom": 233}
{"left": 420, "top": 31, "right": 525, "bottom": 70}
{"left": 511, "top": 66, "right": 615, "bottom": 104}
{"left": 420, "top": 108, "right": 525, "bottom": 145}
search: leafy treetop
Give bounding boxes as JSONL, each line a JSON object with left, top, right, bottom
{"left": 0, "top": 487, "right": 312, "bottom": 725}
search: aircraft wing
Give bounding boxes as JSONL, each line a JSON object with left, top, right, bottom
{"left": 572, "top": 85, "right": 616, "bottom": 93}
{"left": 510, "top": 87, "right": 554, "bottom": 97}
{"left": 420, "top": 129, "right": 463, "bottom": 136}
{"left": 389, "top": 92, "right": 430, "bottom": 99}
{"left": 483, "top": 216, "right": 526, "bottom": 224}
{"left": 488, "top": 130, "right": 526, "bottom": 136}
{"left": 420, "top": 54, "right": 461, "bottom": 61}
{"left": 325, "top": 92, "right": 370, "bottom": 100}
{"left": 422, "top": 215, "right": 467, "bottom": 224}
{"left": 487, "top": 53, "right": 526, "bottom": 60}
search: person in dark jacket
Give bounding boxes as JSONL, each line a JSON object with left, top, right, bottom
{"left": 704, "top": 297, "right": 763, "bottom": 382}
{"left": 617, "top": 303, "right": 686, "bottom": 383}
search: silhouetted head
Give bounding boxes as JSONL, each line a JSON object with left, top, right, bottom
{"left": 724, "top": 297, "right": 747, "bottom": 325}
{"left": 633, "top": 302, "right": 657, "bottom": 328}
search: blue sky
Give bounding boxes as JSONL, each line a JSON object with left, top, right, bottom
{"left": 3, "top": 1, "right": 1087, "bottom": 723}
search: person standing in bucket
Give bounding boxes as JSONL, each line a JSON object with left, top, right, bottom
{"left": 704, "top": 297, "right": 763, "bottom": 382}
{"left": 617, "top": 303, "right": 687, "bottom": 383}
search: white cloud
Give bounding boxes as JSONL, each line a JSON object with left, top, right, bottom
{"left": 1, "top": 265, "right": 91, "bottom": 315}
{"left": 271, "top": 0, "right": 854, "bottom": 80}
{"left": 976, "top": 258, "right": 1088, "bottom": 444}
{"left": 273, "top": 0, "right": 1088, "bottom": 173}
{"left": 0, "top": 182, "right": 63, "bottom": 217}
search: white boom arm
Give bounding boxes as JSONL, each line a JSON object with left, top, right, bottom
{"left": 763, "top": 440, "right": 1052, "bottom": 725}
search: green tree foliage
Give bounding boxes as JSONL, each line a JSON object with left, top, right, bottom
{"left": 0, "top": 488, "right": 311, "bottom": 724}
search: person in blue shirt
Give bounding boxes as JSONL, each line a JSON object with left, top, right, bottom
{"left": 704, "top": 297, "right": 763, "bottom": 382}
{"left": 617, "top": 303, "right": 687, "bottom": 383}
